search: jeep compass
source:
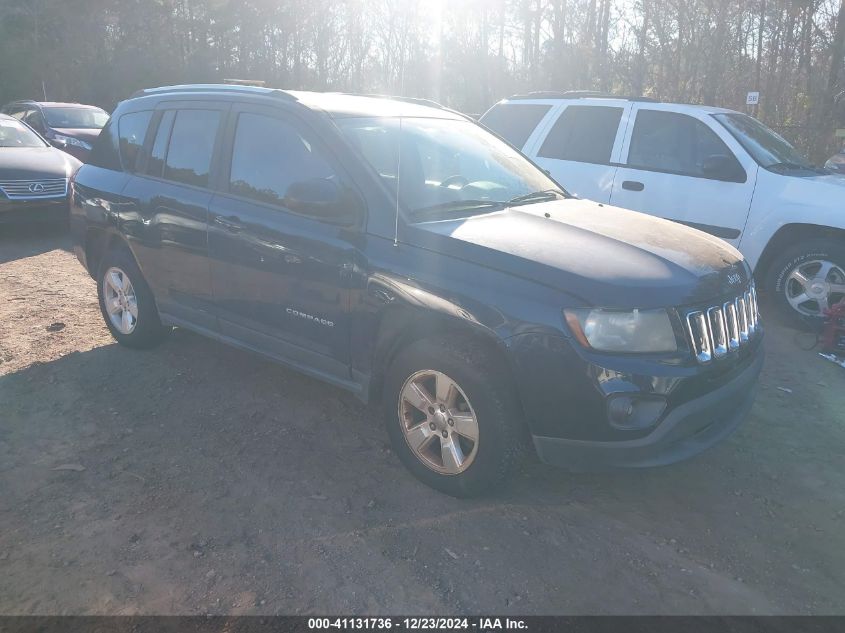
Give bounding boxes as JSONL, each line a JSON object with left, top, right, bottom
{"left": 70, "top": 85, "right": 763, "bottom": 496}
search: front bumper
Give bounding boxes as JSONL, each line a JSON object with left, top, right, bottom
{"left": 507, "top": 329, "right": 763, "bottom": 471}
{"left": 532, "top": 349, "right": 762, "bottom": 469}
{"left": 0, "top": 197, "right": 68, "bottom": 224}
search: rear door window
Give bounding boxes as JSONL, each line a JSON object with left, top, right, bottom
{"left": 117, "top": 111, "right": 153, "bottom": 172}
{"left": 163, "top": 110, "right": 221, "bottom": 188}
{"left": 537, "top": 105, "right": 623, "bottom": 164}
{"left": 480, "top": 103, "right": 551, "bottom": 149}
{"left": 146, "top": 110, "right": 175, "bottom": 178}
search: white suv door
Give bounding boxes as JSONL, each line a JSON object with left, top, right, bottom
{"left": 609, "top": 105, "right": 758, "bottom": 245}
{"left": 526, "top": 100, "right": 631, "bottom": 203}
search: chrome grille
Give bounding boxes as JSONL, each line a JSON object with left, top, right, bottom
{"left": 686, "top": 284, "right": 759, "bottom": 364}
{"left": 0, "top": 178, "right": 68, "bottom": 199}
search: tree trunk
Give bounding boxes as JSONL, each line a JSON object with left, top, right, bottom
{"left": 816, "top": 0, "right": 845, "bottom": 159}
{"left": 827, "top": 0, "right": 845, "bottom": 101}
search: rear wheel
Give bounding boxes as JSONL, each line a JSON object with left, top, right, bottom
{"left": 97, "top": 247, "right": 171, "bottom": 348}
{"left": 765, "top": 239, "right": 845, "bottom": 323}
{"left": 383, "top": 336, "right": 525, "bottom": 497}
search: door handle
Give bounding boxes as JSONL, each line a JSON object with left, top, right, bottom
{"left": 213, "top": 215, "right": 243, "bottom": 233}
{"left": 621, "top": 180, "right": 645, "bottom": 192}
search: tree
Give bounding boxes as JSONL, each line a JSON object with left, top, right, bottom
{"left": 0, "top": 0, "right": 841, "bottom": 156}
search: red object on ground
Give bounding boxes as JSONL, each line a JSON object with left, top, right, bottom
{"left": 821, "top": 300, "right": 845, "bottom": 353}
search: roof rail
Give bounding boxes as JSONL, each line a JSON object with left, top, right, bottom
{"left": 223, "top": 78, "right": 267, "bottom": 87}
{"left": 391, "top": 96, "right": 448, "bottom": 109}
{"left": 357, "top": 94, "right": 448, "bottom": 110}
{"left": 129, "top": 84, "right": 297, "bottom": 101}
{"left": 507, "top": 90, "right": 658, "bottom": 103}
{"left": 352, "top": 93, "right": 472, "bottom": 119}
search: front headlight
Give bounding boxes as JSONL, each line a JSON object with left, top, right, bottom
{"left": 53, "top": 134, "right": 92, "bottom": 151}
{"left": 564, "top": 308, "right": 678, "bottom": 353}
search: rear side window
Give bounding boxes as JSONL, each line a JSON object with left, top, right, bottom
{"left": 7, "top": 107, "right": 31, "bottom": 120}
{"left": 88, "top": 117, "right": 121, "bottom": 170}
{"left": 23, "top": 110, "right": 45, "bottom": 132}
{"left": 480, "top": 103, "right": 551, "bottom": 149}
{"left": 228, "top": 112, "right": 338, "bottom": 213}
{"left": 538, "top": 105, "right": 623, "bottom": 164}
{"left": 117, "top": 111, "right": 152, "bottom": 172}
{"left": 163, "top": 110, "right": 221, "bottom": 187}
{"left": 628, "top": 110, "right": 737, "bottom": 178}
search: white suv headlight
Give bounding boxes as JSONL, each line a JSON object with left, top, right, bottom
{"left": 564, "top": 308, "right": 677, "bottom": 353}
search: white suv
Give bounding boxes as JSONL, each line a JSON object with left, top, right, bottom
{"left": 480, "top": 92, "right": 845, "bottom": 322}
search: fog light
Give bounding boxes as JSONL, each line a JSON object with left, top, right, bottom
{"left": 607, "top": 395, "right": 667, "bottom": 430}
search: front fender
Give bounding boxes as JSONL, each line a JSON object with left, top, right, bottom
{"left": 741, "top": 171, "right": 845, "bottom": 269}
{"left": 349, "top": 238, "right": 576, "bottom": 401}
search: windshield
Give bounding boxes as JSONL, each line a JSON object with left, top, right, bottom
{"left": 337, "top": 117, "right": 565, "bottom": 218}
{"left": 713, "top": 112, "right": 813, "bottom": 170}
{"left": 0, "top": 118, "right": 48, "bottom": 148}
{"left": 43, "top": 106, "right": 109, "bottom": 129}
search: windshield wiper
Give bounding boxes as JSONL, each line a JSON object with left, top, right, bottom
{"left": 766, "top": 161, "right": 814, "bottom": 171}
{"left": 507, "top": 189, "right": 564, "bottom": 206}
{"left": 409, "top": 199, "right": 506, "bottom": 219}
{"left": 767, "top": 161, "right": 829, "bottom": 175}
{"left": 409, "top": 189, "right": 565, "bottom": 220}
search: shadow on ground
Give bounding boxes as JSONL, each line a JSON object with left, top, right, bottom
{"left": 0, "top": 223, "right": 70, "bottom": 265}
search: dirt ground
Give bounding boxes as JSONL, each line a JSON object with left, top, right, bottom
{"left": 1, "top": 226, "right": 844, "bottom": 616}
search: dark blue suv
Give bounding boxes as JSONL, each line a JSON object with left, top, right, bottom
{"left": 70, "top": 85, "right": 763, "bottom": 496}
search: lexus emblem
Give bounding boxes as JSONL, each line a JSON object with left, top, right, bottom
{"left": 28, "top": 183, "right": 45, "bottom": 193}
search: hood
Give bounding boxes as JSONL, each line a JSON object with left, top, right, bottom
{"left": 0, "top": 146, "right": 81, "bottom": 180}
{"left": 52, "top": 128, "right": 101, "bottom": 144}
{"left": 408, "top": 198, "right": 750, "bottom": 309}
{"left": 797, "top": 171, "right": 845, "bottom": 188}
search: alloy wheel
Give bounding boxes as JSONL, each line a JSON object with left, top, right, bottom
{"left": 784, "top": 259, "right": 845, "bottom": 317}
{"left": 103, "top": 266, "right": 138, "bottom": 334}
{"left": 398, "top": 370, "right": 479, "bottom": 475}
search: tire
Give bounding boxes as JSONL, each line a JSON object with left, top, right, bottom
{"left": 383, "top": 335, "right": 525, "bottom": 497}
{"left": 97, "top": 245, "right": 171, "bottom": 349}
{"left": 764, "top": 238, "right": 845, "bottom": 325}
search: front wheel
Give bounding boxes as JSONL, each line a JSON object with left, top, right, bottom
{"left": 765, "top": 239, "right": 845, "bottom": 324}
{"left": 383, "top": 336, "right": 525, "bottom": 497}
{"left": 97, "top": 247, "right": 171, "bottom": 348}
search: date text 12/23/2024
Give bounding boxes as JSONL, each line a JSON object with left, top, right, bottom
{"left": 307, "top": 618, "right": 528, "bottom": 631}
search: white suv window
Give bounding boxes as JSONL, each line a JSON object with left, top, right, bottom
{"left": 628, "top": 110, "right": 739, "bottom": 179}
{"left": 480, "top": 103, "right": 551, "bottom": 149}
{"left": 537, "top": 105, "right": 623, "bottom": 164}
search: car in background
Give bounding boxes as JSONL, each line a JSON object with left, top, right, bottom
{"left": 0, "top": 113, "right": 80, "bottom": 225}
{"left": 480, "top": 92, "right": 845, "bottom": 323}
{"left": 825, "top": 148, "right": 845, "bottom": 174}
{"left": 1, "top": 100, "right": 108, "bottom": 161}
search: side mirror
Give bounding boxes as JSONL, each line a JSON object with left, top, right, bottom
{"left": 702, "top": 154, "right": 745, "bottom": 182}
{"left": 284, "top": 178, "right": 362, "bottom": 224}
